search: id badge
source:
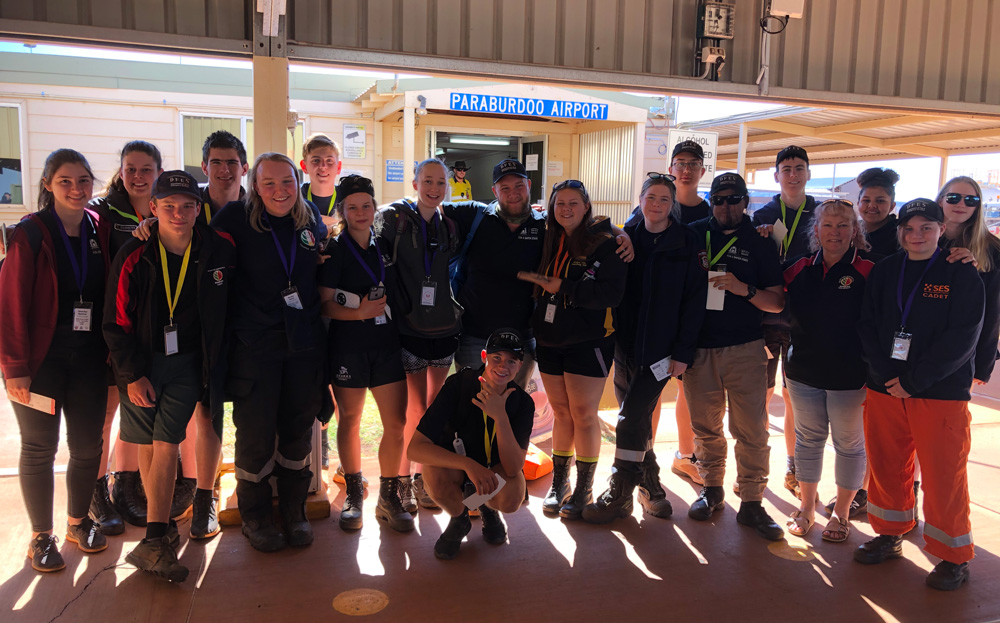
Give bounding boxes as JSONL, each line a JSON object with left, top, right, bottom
{"left": 72, "top": 301, "right": 93, "bottom": 332}
{"left": 375, "top": 314, "right": 387, "bottom": 325}
{"left": 544, "top": 303, "right": 556, "bottom": 323}
{"left": 282, "top": 286, "right": 303, "bottom": 310}
{"left": 164, "top": 324, "right": 179, "bottom": 356}
{"left": 891, "top": 331, "right": 912, "bottom": 361}
{"left": 650, "top": 356, "right": 672, "bottom": 382}
{"left": 421, "top": 280, "right": 437, "bottom": 307}
{"left": 453, "top": 434, "right": 467, "bottom": 457}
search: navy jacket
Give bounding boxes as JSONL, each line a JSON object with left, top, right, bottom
{"left": 865, "top": 214, "right": 899, "bottom": 260}
{"left": 752, "top": 194, "right": 817, "bottom": 328}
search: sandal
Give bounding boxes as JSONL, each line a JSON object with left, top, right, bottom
{"left": 785, "top": 510, "right": 815, "bottom": 537}
{"left": 822, "top": 515, "right": 850, "bottom": 543}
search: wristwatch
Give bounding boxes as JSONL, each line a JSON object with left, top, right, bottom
{"left": 744, "top": 285, "right": 757, "bottom": 301}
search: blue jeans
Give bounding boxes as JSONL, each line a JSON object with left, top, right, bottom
{"left": 454, "top": 333, "right": 536, "bottom": 390}
{"left": 786, "top": 378, "right": 866, "bottom": 490}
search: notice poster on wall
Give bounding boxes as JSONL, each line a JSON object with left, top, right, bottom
{"left": 525, "top": 154, "right": 539, "bottom": 171}
{"left": 386, "top": 160, "right": 404, "bottom": 183}
{"left": 546, "top": 160, "right": 564, "bottom": 176}
{"left": 343, "top": 124, "right": 367, "bottom": 159}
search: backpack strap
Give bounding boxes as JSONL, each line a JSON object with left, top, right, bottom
{"left": 389, "top": 200, "right": 414, "bottom": 265}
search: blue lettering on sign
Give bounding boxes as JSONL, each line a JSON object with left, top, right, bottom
{"left": 449, "top": 93, "right": 609, "bottom": 120}
{"left": 386, "top": 159, "right": 404, "bottom": 183}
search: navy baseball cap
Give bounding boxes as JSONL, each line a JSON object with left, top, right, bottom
{"left": 898, "top": 198, "right": 944, "bottom": 225}
{"left": 336, "top": 174, "right": 376, "bottom": 200}
{"left": 776, "top": 145, "right": 809, "bottom": 167}
{"left": 710, "top": 172, "right": 748, "bottom": 197}
{"left": 485, "top": 328, "right": 524, "bottom": 360}
{"left": 153, "top": 170, "right": 201, "bottom": 201}
{"left": 672, "top": 140, "right": 705, "bottom": 161}
{"left": 492, "top": 159, "right": 528, "bottom": 184}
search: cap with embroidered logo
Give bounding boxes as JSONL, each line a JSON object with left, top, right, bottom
{"left": 672, "top": 140, "right": 705, "bottom": 161}
{"left": 897, "top": 198, "right": 944, "bottom": 225}
{"left": 153, "top": 170, "right": 201, "bottom": 201}
{"left": 710, "top": 172, "right": 748, "bottom": 197}
{"left": 492, "top": 159, "right": 528, "bottom": 184}
{"left": 485, "top": 328, "right": 524, "bottom": 360}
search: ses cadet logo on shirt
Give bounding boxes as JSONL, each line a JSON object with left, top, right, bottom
{"left": 923, "top": 283, "right": 950, "bottom": 299}
{"left": 300, "top": 230, "right": 316, "bottom": 250}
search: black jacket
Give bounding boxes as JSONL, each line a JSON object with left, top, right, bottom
{"left": 103, "top": 221, "right": 236, "bottom": 412}
{"left": 859, "top": 250, "right": 985, "bottom": 401}
{"left": 865, "top": 214, "right": 899, "bottom": 259}
{"left": 619, "top": 219, "right": 706, "bottom": 367}
{"left": 938, "top": 237, "right": 1000, "bottom": 383}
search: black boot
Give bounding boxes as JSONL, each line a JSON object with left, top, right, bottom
{"left": 112, "top": 471, "right": 148, "bottom": 527}
{"left": 559, "top": 459, "right": 596, "bottom": 520}
{"left": 190, "top": 489, "right": 220, "bottom": 540}
{"left": 434, "top": 509, "right": 471, "bottom": 560}
{"left": 241, "top": 516, "right": 286, "bottom": 553}
{"left": 339, "top": 472, "right": 364, "bottom": 531}
{"left": 280, "top": 500, "right": 314, "bottom": 547}
{"left": 688, "top": 486, "right": 725, "bottom": 521}
{"left": 637, "top": 451, "right": 673, "bottom": 519}
{"left": 375, "top": 476, "right": 415, "bottom": 532}
{"left": 736, "top": 501, "right": 784, "bottom": 541}
{"left": 542, "top": 454, "right": 573, "bottom": 514}
{"left": 582, "top": 462, "right": 640, "bottom": 525}
{"left": 854, "top": 534, "right": 903, "bottom": 565}
{"left": 277, "top": 466, "right": 314, "bottom": 546}
{"left": 170, "top": 477, "right": 197, "bottom": 520}
{"left": 90, "top": 474, "right": 124, "bottom": 536}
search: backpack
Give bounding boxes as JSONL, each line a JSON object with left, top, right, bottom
{"left": 448, "top": 206, "right": 486, "bottom": 296}
{"left": 388, "top": 200, "right": 460, "bottom": 266}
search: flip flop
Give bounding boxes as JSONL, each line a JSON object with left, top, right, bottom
{"left": 786, "top": 510, "right": 815, "bottom": 537}
{"left": 822, "top": 515, "right": 851, "bottom": 543}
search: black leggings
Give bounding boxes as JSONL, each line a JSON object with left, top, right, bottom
{"left": 10, "top": 344, "right": 107, "bottom": 532}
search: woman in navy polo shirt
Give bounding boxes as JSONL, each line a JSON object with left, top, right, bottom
{"left": 319, "top": 175, "right": 413, "bottom": 534}
{"left": 781, "top": 199, "right": 874, "bottom": 542}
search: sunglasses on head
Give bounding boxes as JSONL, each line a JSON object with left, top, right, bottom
{"left": 647, "top": 172, "right": 676, "bottom": 182}
{"left": 818, "top": 198, "right": 855, "bottom": 209}
{"left": 553, "top": 179, "right": 586, "bottom": 192}
{"left": 944, "top": 193, "right": 981, "bottom": 207}
{"left": 711, "top": 194, "right": 746, "bottom": 206}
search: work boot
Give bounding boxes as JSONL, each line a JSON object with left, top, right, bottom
{"left": 637, "top": 451, "right": 673, "bottom": 519}
{"left": 412, "top": 473, "right": 439, "bottom": 509}
{"left": 398, "top": 475, "right": 418, "bottom": 514}
{"left": 112, "top": 471, "right": 147, "bottom": 527}
{"left": 170, "top": 477, "right": 197, "bottom": 520}
{"left": 480, "top": 505, "right": 507, "bottom": 544}
{"left": 126, "top": 536, "right": 189, "bottom": 583}
{"left": 375, "top": 476, "right": 415, "bottom": 532}
{"left": 166, "top": 519, "right": 180, "bottom": 550}
{"left": 854, "top": 534, "right": 903, "bottom": 565}
{"left": 582, "top": 463, "right": 640, "bottom": 525}
{"left": 926, "top": 560, "right": 970, "bottom": 591}
{"left": 89, "top": 474, "right": 124, "bottom": 536}
{"left": 339, "top": 472, "right": 365, "bottom": 531}
{"left": 281, "top": 500, "right": 314, "bottom": 547}
{"left": 434, "top": 509, "right": 472, "bottom": 560}
{"left": 65, "top": 517, "right": 108, "bottom": 553}
{"left": 190, "top": 491, "right": 220, "bottom": 539}
{"left": 241, "top": 517, "right": 286, "bottom": 552}
{"left": 736, "top": 501, "right": 784, "bottom": 541}
{"left": 559, "top": 459, "right": 596, "bottom": 520}
{"left": 542, "top": 454, "right": 573, "bottom": 514}
{"left": 688, "top": 486, "right": 725, "bottom": 521}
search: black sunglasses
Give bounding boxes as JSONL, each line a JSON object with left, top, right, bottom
{"left": 944, "top": 193, "right": 981, "bottom": 207}
{"left": 553, "top": 179, "right": 586, "bottom": 192}
{"left": 711, "top": 194, "right": 747, "bottom": 206}
{"left": 647, "top": 172, "right": 676, "bottom": 182}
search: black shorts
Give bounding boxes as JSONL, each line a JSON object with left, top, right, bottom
{"left": 119, "top": 352, "right": 202, "bottom": 445}
{"left": 536, "top": 337, "right": 614, "bottom": 378}
{"left": 763, "top": 324, "right": 790, "bottom": 389}
{"left": 399, "top": 334, "right": 458, "bottom": 374}
{"left": 332, "top": 347, "right": 406, "bottom": 389}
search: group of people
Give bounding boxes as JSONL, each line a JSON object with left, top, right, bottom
{"left": 0, "top": 131, "right": 996, "bottom": 593}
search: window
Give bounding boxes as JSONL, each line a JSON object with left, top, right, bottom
{"left": 0, "top": 105, "right": 23, "bottom": 206}
{"left": 181, "top": 114, "right": 304, "bottom": 183}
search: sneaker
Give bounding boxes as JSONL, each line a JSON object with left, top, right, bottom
{"left": 736, "top": 501, "right": 784, "bottom": 541}
{"left": 27, "top": 534, "right": 65, "bottom": 573}
{"left": 784, "top": 469, "right": 801, "bottom": 500}
{"left": 333, "top": 465, "right": 368, "bottom": 487}
{"left": 732, "top": 481, "right": 740, "bottom": 496}
{"left": 480, "top": 505, "right": 507, "bottom": 544}
{"left": 854, "top": 534, "right": 903, "bottom": 565}
{"left": 825, "top": 490, "right": 868, "bottom": 519}
{"left": 190, "top": 493, "right": 220, "bottom": 540}
{"left": 126, "top": 536, "right": 189, "bottom": 582}
{"left": 66, "top": 517, "right": 108, "bottom": 553}
{"left": 434, "top": 511, "right": 472, "bottom": 560}
{"left": 398, "top": 475, "right": 418, "bottom": 515}
{"left": 412, "top": 473, "right": 439, "bottom": 509}
{"left": 670, "top": 452, "right": 704, "bottom": 485}
{"left": 926, "top": 560, "right": 970, "bottom": 591}
{"left": 170, "top": 477, "right": 197, "bottom": 520}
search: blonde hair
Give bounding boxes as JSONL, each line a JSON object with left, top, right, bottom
{"left": 809, "top": 199, "right": 870, "bottom": 253}
{"left": 936, "top": 176, "right": 1000, "bottom": 273}
{"left": 302, "top": 133, "right": 341, "bottom": 160}
{"left": 245, "top": 152, "right": 314, "bottom": 232}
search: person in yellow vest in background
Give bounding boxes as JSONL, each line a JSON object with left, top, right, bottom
{"left": 449, "top": 161, "right": 473, "bottom": 201}
{"left": 300, "top": 133, "right": 343, "bottom": 238}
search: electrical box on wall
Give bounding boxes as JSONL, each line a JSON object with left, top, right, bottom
{"left": 698, "top": 3, "right": 735, "bottom": 40}
{"left": 770, "top": 0, "right": 805, "bottom": 19}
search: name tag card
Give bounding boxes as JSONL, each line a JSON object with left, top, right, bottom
{"left": 73, "top": 302, "right": 93, "bottom": 332}
{"left": 544, "top": 303, "right": 556, "bottom": 323}
{"left": 891, "top": 332, "right": 912, "bottom": 361}
{"left": 282, "top": 286, "right": 303, "bottom": 310}
{"left": 706, "top": 272, "right": 726, "bottom": 311}
{"left": 421, "top": 280, "right": 437, "bottom": 307}
{"left": 650, "top": 356, "right": 672, "bottom": 382}
{"left": 164, "top": 324, "right": 179, "bottom": 356}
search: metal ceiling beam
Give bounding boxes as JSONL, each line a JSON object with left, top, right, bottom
{"left": 718, "top": 132, "right": 796, "bottom": 147}
{"left": 812, "top": 115, "right": 941, "bottom": 135}
{"left": 882, "top": 127, "right": 1000, "bottom": 147}
{"left": 746, "top": 120, "right": 947, "bottom": 158}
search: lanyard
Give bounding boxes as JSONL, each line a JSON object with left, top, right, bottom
{"left": 411, "top": 203, "right": 439, "bottom": 276}
{"left": 779, "top": 198, "right": 807, "bottom": 256}
{"left": 896, "top": 248, "right": 940, "bottom": 331}
{"left": 203, "top": 202, "right": 211, "bottom": 224}
{"left": 262, "top": 213, "right": 298, "bottom": 287}
{"left": 158, "top": 240, "right": 192, "bottom": 324}
{"left": 706, "top": 230, "right": 737, "bottom": 268}
{"left": 307, "top": 187, "right": 337, "bottom": 216}
{"left": 345, "top": 230, "right": 386, "bottom": 286}
{"left": 483, "top": 413, "right": 497, "bottom": 466}
{"left": 52, "top": 210, "right": 89, "bottom": 300}
{"left": 550, "top": 234, "right": 571, "bottom": 277}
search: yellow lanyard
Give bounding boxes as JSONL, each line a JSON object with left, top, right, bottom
{"left": 706, "top": 231, "right": 738, "bottom": 268}
{"left": 483, "top": 413, "right": 497, "bottom": 466}
{"left": 203, "top": 202, "right": 211, "bottom": 224}
{"left": 158, "top": 240, "right": 192, "bottom": 324}
{"left": 779, "top": 198, "right": 807, "bottom": 256}
{"left": 307, "top": 187, "right": 337, "bottom": 216}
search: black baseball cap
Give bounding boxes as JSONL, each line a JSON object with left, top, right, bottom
{"left": 336, "top": 174, "right": 376, "bottom": 200}
{"left": 776, "top": 145, "right": 809, "bottom": 167}
{"left": 710, "top": 172, "right": 748, "bottom": 197}
{"left": 492, "top": 159, "right": 528, "bottom": 184}
{"left": 453, "top": 160, "right": 470, "bottom": 171}
{"left": 897, "top": 198, "right": 944, "bottom": 225}
{"left": 153, "top": 170, "right": 201, "bottom": 201}
{"left": 672, "top": 140, "right": 705, "bottom": 161}
{"left": 485, "top": 328, "right": 524, "bottom": 360}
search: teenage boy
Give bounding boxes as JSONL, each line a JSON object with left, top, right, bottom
{"left": 407, "top": 329, "right": 534, "bottom": 560}
{"left": 199, "top": 130, "right": 249, "bottom": 224}
{"left": 449, "top": 161, "right": 473, "bottom": 201}
{"left": 105, "top": 171, "right": 234, "bottom": 581}
{"left": 684, "top": 172, "right": 786, "bottom": 541}
{"left": 300, "top": 133, "right": 343, "bottom": 236}
{"left": 751, "top": 145, "right": 816, "bottom": 500}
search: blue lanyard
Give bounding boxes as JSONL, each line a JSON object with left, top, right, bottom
{"left": 53, "top": 211, "right": 89, "bottom": 299}
{"left": 262, "top": 213, "right": 297, "bottom": 286}
{"left": 896, "top": 248, "right": 940, "bottom": 330}
{"left": 411, "top": 203, "right": 439, "bottom": 277}
{"left": 345, "top": 229, "right": 385, "bottom": 286}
